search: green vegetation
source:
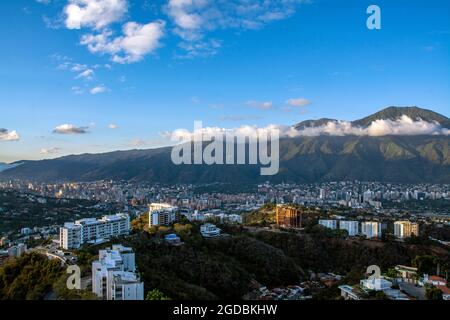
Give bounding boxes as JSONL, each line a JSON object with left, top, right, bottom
{"left": 243, "top": 203, "right": 276, "bottom": 226}
{"left": 0, "top": 253, "right": 62, "bottom": 300}
{"left": 412, "top": 255, "right": 440, "bottom": 275}
{"left": 53, "top": 274, "right": 98, "bottom": 300}
{"left": 425, "top": 285, "right": 443, "bottom": 300}
{"left": 248, "top": 230, "right": 450, "bottom": 283}
{"left": 146, "top": 289, "right": 171, "bottom": 300}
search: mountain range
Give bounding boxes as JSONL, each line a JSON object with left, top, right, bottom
{"left": 1, "top": 107, "right": 449, "bottom": 184}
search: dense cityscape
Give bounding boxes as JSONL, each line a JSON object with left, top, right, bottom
{"left": 0, "top": 1, "right": 449, "bottom": 316}
{"left": 0, "top": 179, "right": 449, "bottom": 300}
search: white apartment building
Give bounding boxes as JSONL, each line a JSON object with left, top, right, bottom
{"left": 92, "top": 245, "right": 143, "bottom": 300}
{"left": 361, "top": 221, "right": 382, "bottom": 238}
{"left": 200, "top": 223, "right": 221, "bottom": 238}
{"left": 7, "top": 243, "right": 27, "bottom": 257}
{"left": 339, "top": 221, "right": 359, "bottom": 236}
{"left": 360, "top": 278, "right": 392, "bottom": 291}
{"left": 318, "top": 219, "right": 338, "bottom": 230}
{"left": 394, "top": 221, "right": 419, "bottom": 239}
{"left": 149, "top": 203, "right": 179, "bottom": 228}
{"left": 60, "top": 214, "right": 130, "bottom": 250}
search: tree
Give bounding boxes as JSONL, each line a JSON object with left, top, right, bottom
{"left": 375, "top": 291, "right": 389, "bottom": 300}
{"left": 146, "top": 289, "right": 171, "bottom": 300}
{"left": 385, "top": 268, "right": 400, "bottom": 280}
{"left": 412, "top": 255, "right": 439, "bottom": 276}
{"left": 53, "top": 274, "right": 98, "bottom": 300}
{"left": 425, "top": 286, "right": 443, "bottom": 300}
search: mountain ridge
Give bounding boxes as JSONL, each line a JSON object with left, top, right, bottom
{"left": 295, "top": 106, "right": 450, "bottom": 130}
{"left": 1, "top": 107, "right": 449, "bottom": 183}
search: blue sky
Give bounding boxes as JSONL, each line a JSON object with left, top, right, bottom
{"left": 0, "top": 0, "right": 449, "bottom": 162}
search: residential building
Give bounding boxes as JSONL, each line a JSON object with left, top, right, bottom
{"left": 7, "top": 243, "right": 27, "bottom": 257}
{"left": 394, "top": 221, "right": 419, "bottom": 239}
{"left": 339, "top": 221, "right": 359, "bottom": 236}
{"left": 149, "top": 203, "right": 179, "bottom": 228}
{"left": 318, "top": 219, "right": 338, "bottom": 230}
{"left": 276, "top": 205, "right": 302, "bottom": 229}
{"left": 60, "top": 214, "right": 130, "bottom": 250}
{"left": 338, "top": 285, "right": 362, "bottom": 300}
{"left": 200, "top": 223, "right": 221, "bottom": 238}
{"left": 59, "top": 223, "right": 82, "bottom": 250}
{"left": 361, "top": 221, "right": 382, "bottom": 238}
{"left": 164, "top": 233, "right": 181, "bottom": 245}
{"left": 92, "top": 245, "right": 143, "bottom": 300}
{"left": 395, "top": 265, "right": 418, "bottom": 283}
{"left": 20, "top": 227, "right": 32, "bottom": 235}
{"left": 360, "top": 278, "right": 392, "bottom": 291}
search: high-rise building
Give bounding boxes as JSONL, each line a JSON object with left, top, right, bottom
{"left": 276, "top": 205, "right": 302, "bottom": 228}
{"left": 148, "top": 203, "right": 179, "bottom": 228}
{"left": 339, "top": 221, "right": 359, "bottom": 236}
{"left": 394, "top": 221, "right": 419, "bottom": 239}
{"left": 6, "top": 243, "right": 27, "bottom": 258}
{"left": 361, "top": 222, "right": 382, "bottom": 238}
{"left": 92, "top": 245, "right": 144, "bottom": 300}
{"left": 319, "top": 219, "right": 338, "bottom": 230}
{"left": 60, "top": 214, "right": 130, "bottom": 250}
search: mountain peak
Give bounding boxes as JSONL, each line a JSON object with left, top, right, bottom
{"left": 294, "top": 107, "right": 450, "bottom": 130}
{"left": 353, "top": 106, "right": 450, "bottom": 128}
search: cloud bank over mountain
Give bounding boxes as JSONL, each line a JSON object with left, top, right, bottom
{"left": 163, "top": 115, "right": 450, "bottom": 142}
{"left": 292, "top": 115, "right": 450, "bottom": 137}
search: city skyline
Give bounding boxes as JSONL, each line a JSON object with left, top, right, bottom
{"left": 1, "top": 0, "right": 450, "bottom": 163}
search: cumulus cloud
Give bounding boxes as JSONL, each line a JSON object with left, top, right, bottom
{"left": 64, "top": 0, "right": 128, "bottom": 30}
{"left": 166, "top": 0, "right": 307, "bottom": 56}
{"left": 162, "top": 116, "right": 450, "bottom": 142}
{"left": 286, "top": 98, "right": 311, "bottom": 107}
{"left": 295, "top": 116, "right": 450, "bottom": 137}
{"left": 108, "top": 123, "right": 118, "bottom": 129}
{"left": 90, "top": 85, "right": 108, "bottom": 94}
{"left": 53, "top": 124, "right": 90, "bottom": 134}
{"left": 0, "top": 128, "right": 20, "bottom": 141}
{"left": 80, "top": 20, "right": 166, "bottom": 63}
{"left": 75, "top": 68, "right": 94, "bottom": 80}
{"left": 59, "top": 0, "right": 306, "bottom": 60}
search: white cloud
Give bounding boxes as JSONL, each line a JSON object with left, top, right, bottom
{"left": 0, "top": 129, "right": 20, "bottom": 141}
{"left": 71, "top": 86, "right": 85, "bottom": 94}
{"left": 246, "top": 100, "right": 273, "bottom": 110}
{"left": 64, "top": 0, "right": 128, "bottom": 30}
{"left": 53, "top": 124, "right": 90, "bottom": 134}
{"left": 90, "top": 85, "right": 108, "bottom": 94}
{"left": 75, "top": 68, "right": 94, "bottom": 80}
{"left": 162, "top": 116, "right": 450, "bottom": 142}
{"left": 40, "top": 147, "right": 61, "bottom": 154}
{"left": 294, "top": 116, "right": 450, "bottom": 137}
{"left": 286, "top": 98, "right": 311, "bottom": 107}
{"left": 80, "top": 20, "right": 166, "bottom": 63}
{"left": 108, "top": 123, "right": 118, "bottom": 129}
{"left": 166, "top": 0, "right": 307, "bottom": 56}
